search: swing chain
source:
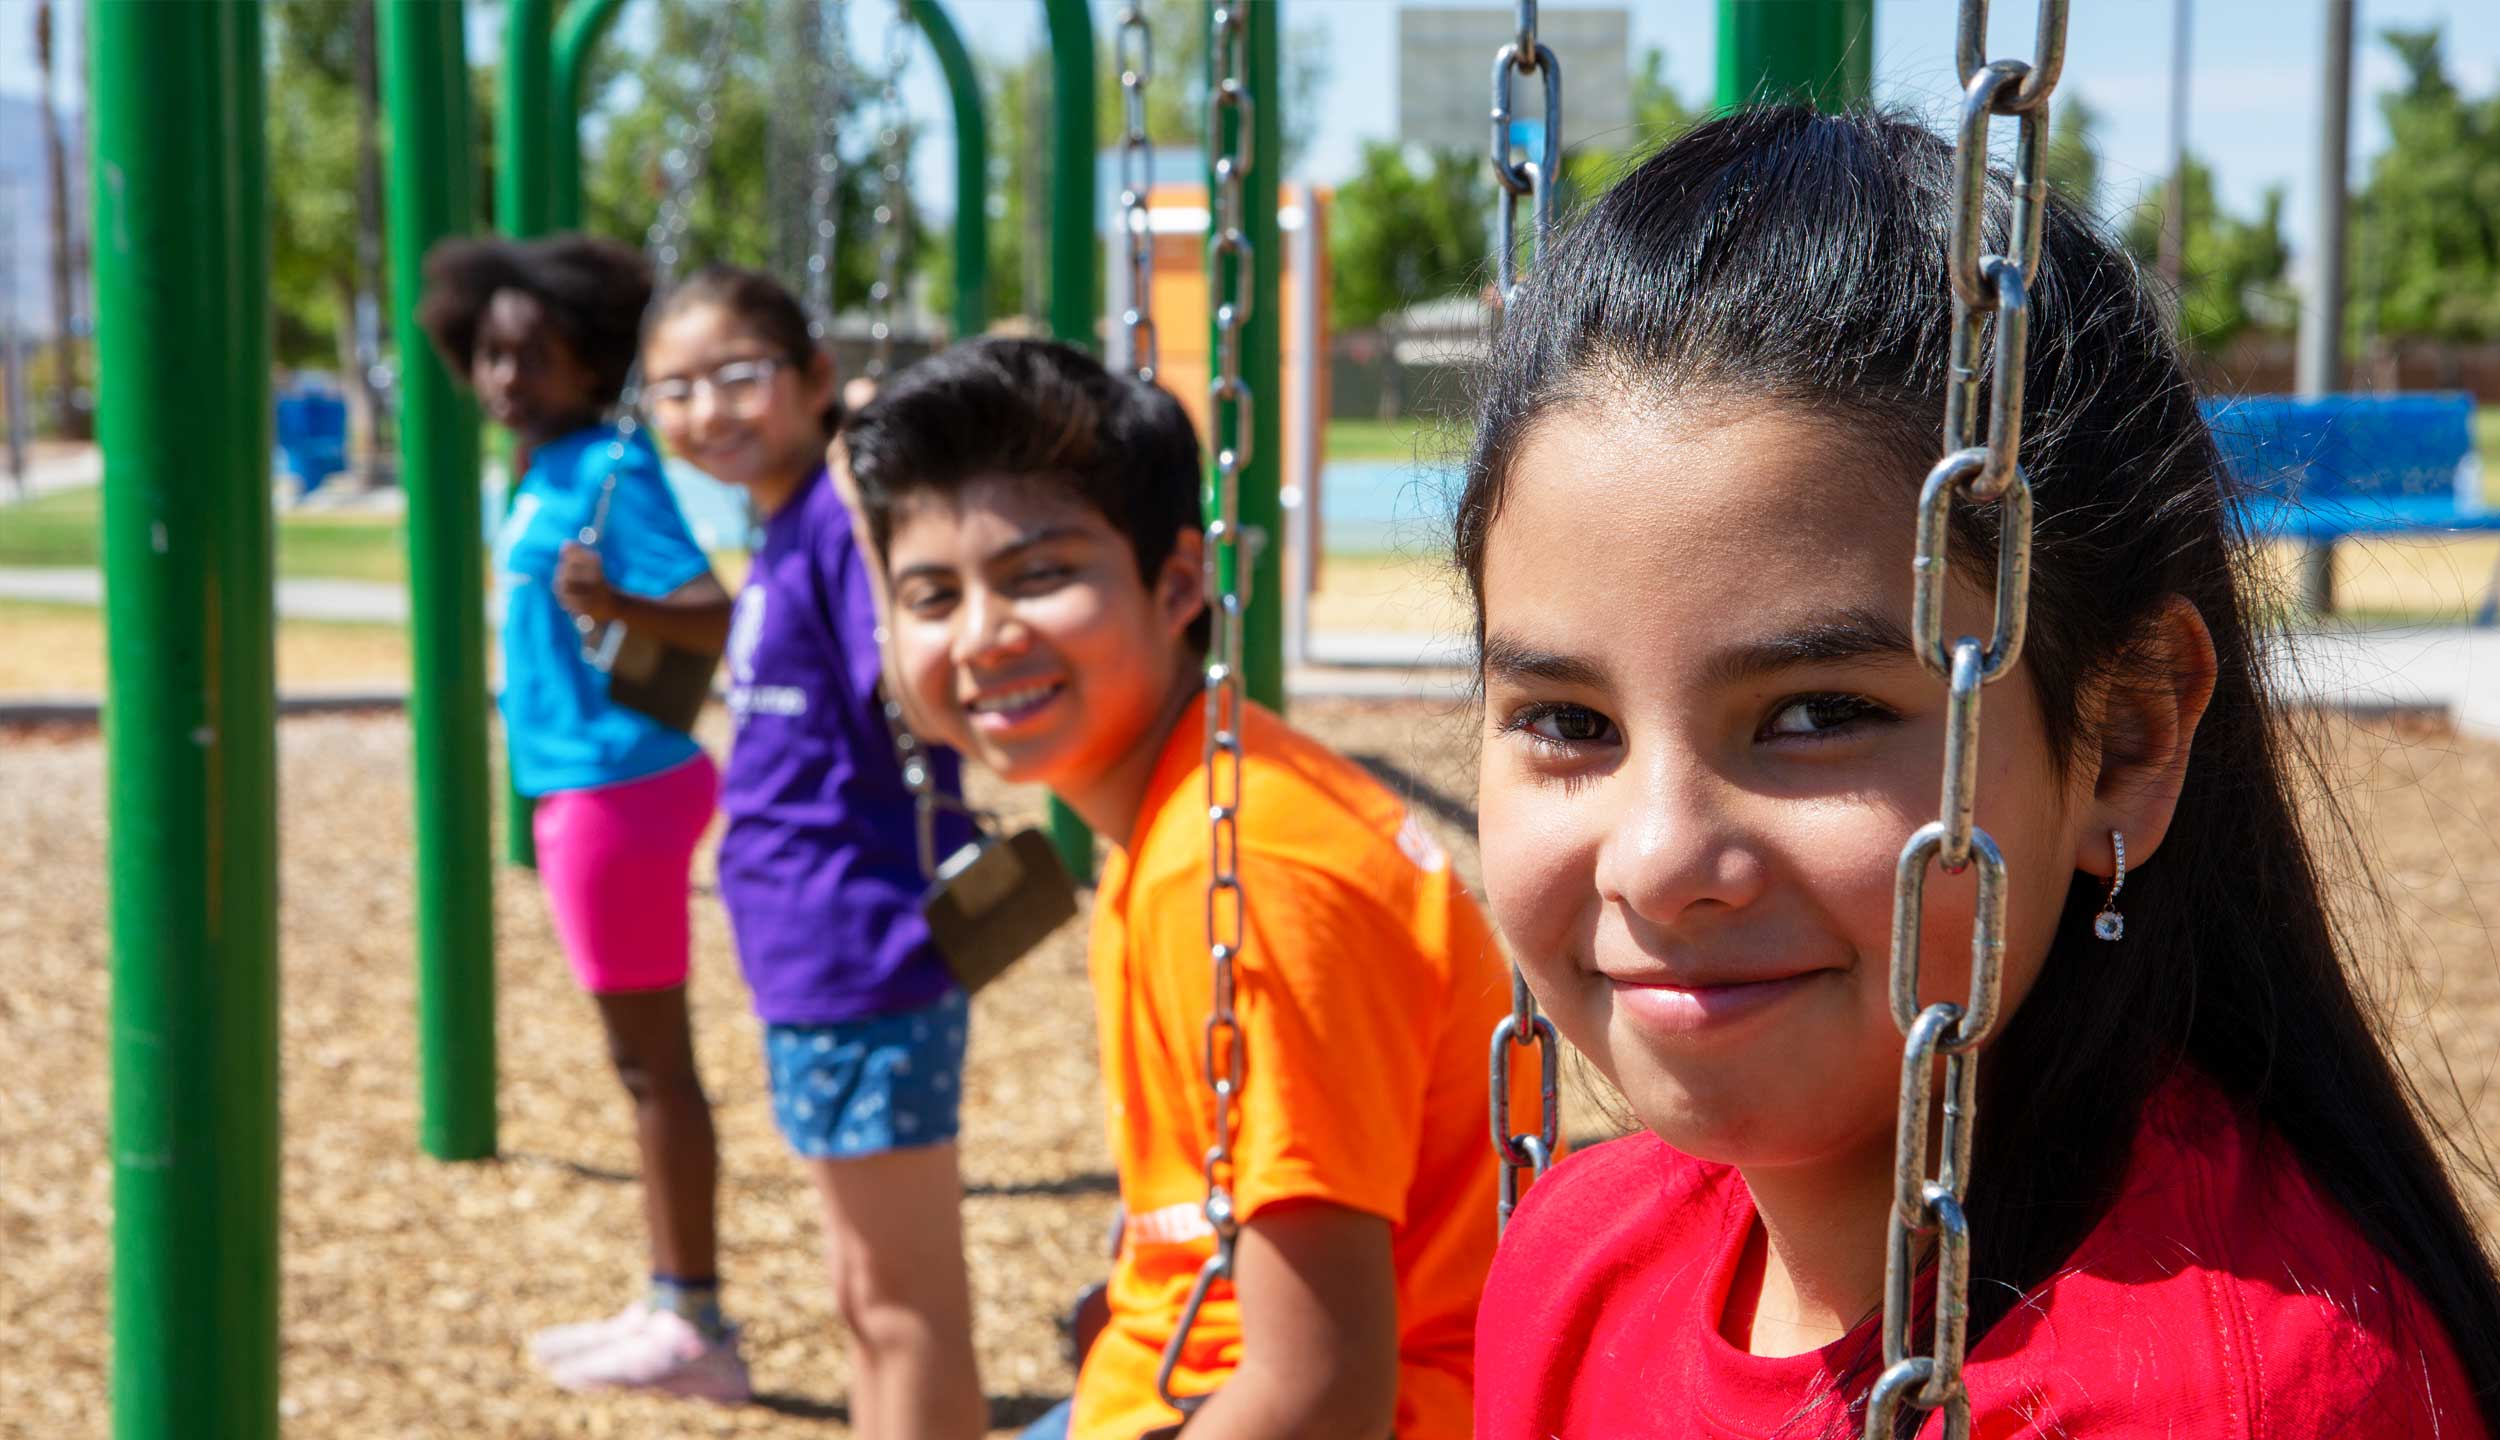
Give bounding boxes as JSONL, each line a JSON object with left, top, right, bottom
{"left": 867, "top": 0, "right": 913, "bottom": 377}
{"left": 1488, "top": 0, "right": 1560, "bottom": 309}
{"left": 1867, "top": 3, "right": 2065, "bottom": 1437}
{"left": 1116, "top": 5, "right": 1158, "bottom": 383}
{"left": 803, "top": 0, "right": 851, "bottom": 339}
{"left": 1483, "top": 0, "right": 1565, "bottom": 1236}
{"left": 1154, "top": 0, "right": 1252, "bottom": 1418}
{"left": 881, "top": 683, "right": 941, "bottom": 880}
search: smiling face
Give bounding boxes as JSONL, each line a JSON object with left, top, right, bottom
{"left": 470, "top": 288, "right": 602, "bottom": 443}
{"left": 642, "top": 301, "right": 833, "bottom": 497}
{"left": 1476, "top": 400, "right": 2092, "bottom": 1178}
{"left": 882, "top": 475, "right": 1204, "bottom": 819}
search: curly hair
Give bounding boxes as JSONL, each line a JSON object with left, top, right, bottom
{"left": 415, "top": 233, "right": 652, "bottom": 407}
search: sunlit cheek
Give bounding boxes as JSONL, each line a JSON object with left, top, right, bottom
{"left": 1477, "top": 751, "right": 1592, "bottom": 995}
{"left": 896, "top": 621, "right": 971, "bottom": 749}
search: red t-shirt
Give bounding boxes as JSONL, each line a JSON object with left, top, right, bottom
{"left": 1476, "top": 1073, "right": 2487, "bottom": 1438}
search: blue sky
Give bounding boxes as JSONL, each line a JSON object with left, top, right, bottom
{"left": 4, "top": 0, "right": 2494, "bottom": 276}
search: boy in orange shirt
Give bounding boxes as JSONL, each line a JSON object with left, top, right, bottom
{"left": 844, "top": 337, "right": 1539, "bottom": 1440}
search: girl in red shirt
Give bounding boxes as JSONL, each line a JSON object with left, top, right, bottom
{"left": 1457, "top": 106, "right": 2500, "bottom": 1437}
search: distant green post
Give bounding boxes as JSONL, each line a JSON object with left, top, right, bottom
{"left": 1042, "top": 0, "right": 1095, "bottom": 881}
{"left": 498, "top": 0, "right": 556, "bottom": 867}
{"left": 912, "top": 0, "right": 988, "bottom": 337}
{"left": 1715, "top": 0, "right": 1873, "bottom": 109}
{"left": 550, "top": 0, "right": 629, "bottom": 232}
{"left": 383, "top": 0, "right": 499, "bottom": 1162}
{"left": 92, "top": 0, "right": 280, "bottom": 1432}
{"left": 1218, "top": 0, "right": 1283, "bottom": 713}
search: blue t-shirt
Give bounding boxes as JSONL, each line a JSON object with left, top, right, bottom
{"left": 715, "top": 467, "right": 973, "bottom": 1024}
{"left": 494, "top": 422, "right": 711, "bottom": 797}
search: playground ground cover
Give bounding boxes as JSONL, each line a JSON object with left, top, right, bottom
{"left": 5, "top": 699, "right": 2499, "bottom": 1435}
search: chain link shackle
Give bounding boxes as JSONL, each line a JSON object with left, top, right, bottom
{"left": 1153, "top": 1, "right": 1253, "bottom": 1418}
{"left": 1116, "top": 5, "right": 1159, "bottom": 382}
{"left": 1864, "top": 4, "right": 2066, "bottom": 1436}
{"left": 1488, "top": 0, "right": 1560, "bottom": 310}
{"left": 1481, "top": 0, "right": 1564, "bottom": 1235}
{"left": 866, "top": 0, "right": 914, "bottom": 377}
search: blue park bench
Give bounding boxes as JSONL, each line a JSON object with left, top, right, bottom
{"left": 2202, "top": 392, "right": 2489, "bottom": 615}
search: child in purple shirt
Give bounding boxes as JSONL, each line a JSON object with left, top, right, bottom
{"left": 634, "top": 266, "right": 986, "bottom": 1439}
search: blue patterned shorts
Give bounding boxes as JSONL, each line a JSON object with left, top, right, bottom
{"left": 763, "top": 989, "right": 969, "bottom": 1159}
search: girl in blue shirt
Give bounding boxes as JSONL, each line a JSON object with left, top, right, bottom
{"left": 417, "top": 234, "right": 745, "bottom": 1402}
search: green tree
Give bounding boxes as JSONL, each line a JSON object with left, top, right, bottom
{"left": 1326, "top": 142, "right": 1489, "bottom": 331}
{"left": 1562, "top": 46, "right": 1698, "bottom": 200}
{"left": 266, "top": 0, "right": 366, "bottom": 370}
{"left": 2045, "top": 94, "right": 2104, "bottom": 221}
{"left": 580, "top": 0, "right": 897, "bottom": 311}
{"left": 2124, "top": 156, "right": 2293, "bottom": 351}
{"left": 2353, "top": 26, "right": 2500, "bottom": 341}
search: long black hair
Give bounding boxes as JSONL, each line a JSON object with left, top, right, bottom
{"left": 1456, "top": 106, "right": 2500, "bottom": 1427}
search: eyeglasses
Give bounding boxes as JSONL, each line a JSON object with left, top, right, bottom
{"left": 641, "top": 357, "right": 784, "bottom": 415}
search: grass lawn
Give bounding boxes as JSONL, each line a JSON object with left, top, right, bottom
{"left": 2479, "top": 408, "right": 2499, "bottom": 491}
{"left": 0, "top": 598, "right": 409, "bottom": 696}
{"left": 0, "top": 485, "right": 410, "bottom": 584}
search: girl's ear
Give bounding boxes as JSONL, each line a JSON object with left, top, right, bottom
{"left": 2073, "top": 595, "right": 2219, "bottom": 878}
{"left": 1158, "top": 529, "right": 1208, "bottom": 642}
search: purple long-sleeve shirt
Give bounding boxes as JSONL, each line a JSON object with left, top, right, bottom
{"left": 716, "top": 467, "right": 971, "bottom": 1024}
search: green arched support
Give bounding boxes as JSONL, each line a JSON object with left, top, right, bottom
{"left": 909, "top": 0, "right": 988, "bottom": 336}
{"left": 550, "top": 0, "right": 628, "bottom": 232}
{"left": 548, "top": 0, "right": 987, "bottom": 339}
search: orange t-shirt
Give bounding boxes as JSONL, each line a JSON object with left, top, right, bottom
{"left": 1072, "top": 701, "right": 1539, "bottom": 1440}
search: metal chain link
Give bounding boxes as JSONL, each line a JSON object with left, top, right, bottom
{"left": 1153, "top": 1, "right": 1253, "bottom": 1419}
{"left": 576, "top": 18, "right": 735, "bottom": 657}
{"left": 866, "top": 0, "right": 913, "bottom": 377}
{"left": 1865, "top": 3, "right": 2066, "bottom": 1436}
{"left": 1488, "top": 0, "right": 1560, "bottom": 311}
{"left": 882, "top": 685, "right": 941, "bottom": 878}
{"left": 609, "top": 18, "right": 735, "bottom": 458}
{"left": 1484, "top": 0, "right": 1564, "bottom": 1235}
{"left": 1116, "top": 5, "right": 1158, "bottom": 382}
{"left": 803, "top": 0, "right": 852, "bottom": 339}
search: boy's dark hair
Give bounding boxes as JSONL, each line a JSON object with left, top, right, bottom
{"left": 847, "top": 337, "right": 1209, "bottom": 650}
{"left": 416, "top": 233, "right": 651, "bottom": 408}
{"left": 654, "top": 264, "right": 842, "bottom": 438}
{"left": 1460, "top": 105, "right": 2500, "bottom": 1430}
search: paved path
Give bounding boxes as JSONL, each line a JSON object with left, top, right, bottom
{"left": 0, "top": 566, "right": 410, "bottom": 624}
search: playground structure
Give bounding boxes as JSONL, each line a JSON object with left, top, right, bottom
{"left": 79, "top": 0, "right": 2466, "bottom": 1434}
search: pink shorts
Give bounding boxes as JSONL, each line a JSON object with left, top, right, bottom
{"left": 532, "top": 754, "right": 719, "bottom": 994}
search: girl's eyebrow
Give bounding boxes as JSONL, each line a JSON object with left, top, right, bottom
{"left": 1701, "top": 608, "right": 1914, "bottom": 687}
{"left": 1481, "top": 633, "right": 1610, "bottom": 690}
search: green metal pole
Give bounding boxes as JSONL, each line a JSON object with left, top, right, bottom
{"left": 383, "top": 0, "right": 500, "bottom": 1162}
{"left": 1042, "top": 0, "right": 1095, "bottom": 880}
{"left": 501, "top": 0, "right": 556, "bottom": 237}
{"left": 498, "top": 0, "right": 556, "bottom": 867}
{"left": 912, "top": 0, "right": 988, "bottom": 337}
{"left": 1239, "top": 0, "right": 1283, "bottom": 712}
{"left": 550, "top": 0, "right": 629, "bottom": 233}
{"left": 1715, "top": 0, "right": 1873, "bottom": 110}
{"left": 92, "top": 1, "right": 279, "bottom": 1432}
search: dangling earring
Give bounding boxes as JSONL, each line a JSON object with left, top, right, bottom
{"left": 2092, "top": 830, "right": 2127, "bottom": 942}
